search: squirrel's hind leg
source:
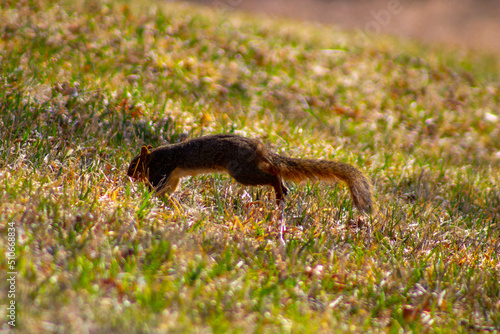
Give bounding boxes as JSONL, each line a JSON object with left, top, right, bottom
{"left": 227, "top": 163, "right": 287, "bottom": 204}
{"left": 273, "top": 180, "right": 288, "bottom": 206}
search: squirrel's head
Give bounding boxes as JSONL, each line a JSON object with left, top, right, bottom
{"left": 127, "top": 145, "right": 153, "bottom": 180}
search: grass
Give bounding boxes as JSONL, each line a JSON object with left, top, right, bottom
{"left": 1, "top": 0, "right": 499, "bottom": 332}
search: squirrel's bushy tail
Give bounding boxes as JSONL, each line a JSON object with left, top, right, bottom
{"left": 271, "top": 154, "right": 373, "bottom": 213}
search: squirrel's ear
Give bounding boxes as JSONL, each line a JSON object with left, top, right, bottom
{"left": 140, "top": 145, "right": 151, "bottom": 160}
{"left": 147, "top": 145, "right": 153, "bottom": 150}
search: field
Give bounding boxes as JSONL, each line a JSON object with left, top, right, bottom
{"left": 1, "top": 0, "right": 499, "bottom": 332}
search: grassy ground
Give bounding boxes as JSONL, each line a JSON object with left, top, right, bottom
{"left": 1, "top": 0, "right": 499, "bottom": 332}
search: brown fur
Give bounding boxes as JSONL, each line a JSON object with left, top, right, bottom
{"left": 127, "top": 134, "right": 373, "bottom": 213}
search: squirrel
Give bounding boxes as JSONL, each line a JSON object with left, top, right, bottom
{"left": 127, "top": 134, "right": 373, "bottom": 213}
